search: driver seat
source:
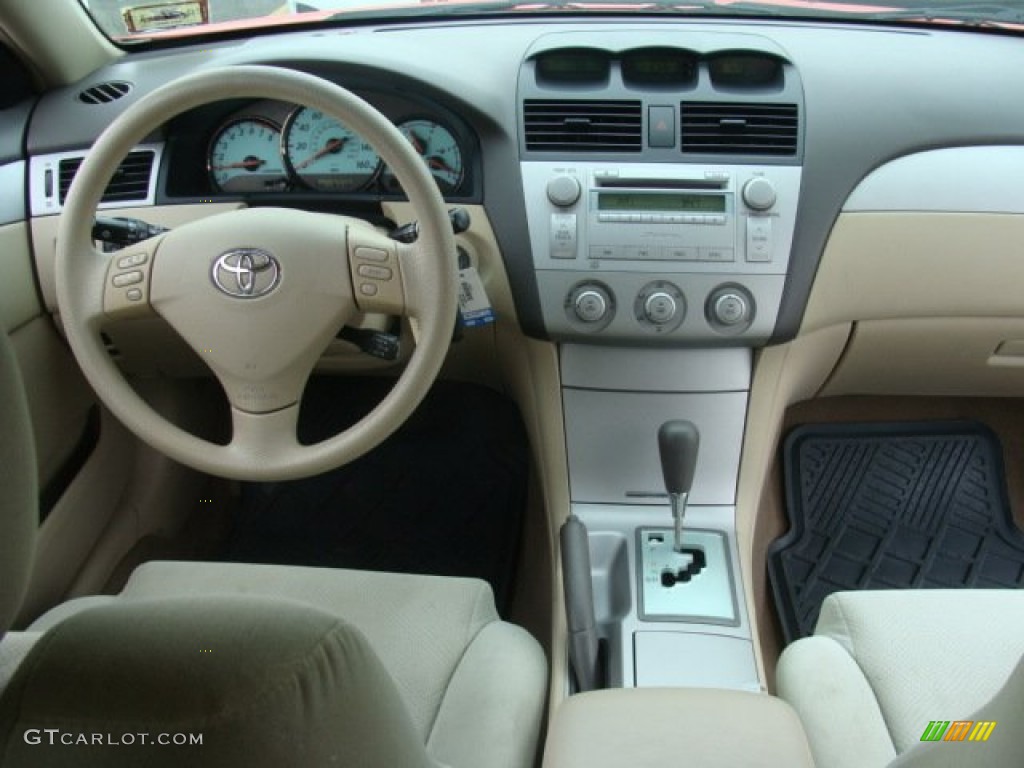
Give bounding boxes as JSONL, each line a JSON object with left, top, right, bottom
{"left": 0, "top": 327, "right": 547, "bottom": 767}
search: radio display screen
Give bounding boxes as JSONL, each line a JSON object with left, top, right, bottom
{"left": 598, "top": 192, "right": 726, "bottom": 213}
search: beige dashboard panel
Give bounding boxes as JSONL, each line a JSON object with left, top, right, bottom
{"left": 0, "top": 223, "right": 41, "bottom": 333}
{"left": 802, "top": 212, "right": 1024, "bottom": 334}
{"left": 821, "top": 317, "right": 1024, "bottom": 397}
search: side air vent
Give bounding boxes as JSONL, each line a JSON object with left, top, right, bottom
{"left": 680, "top": 102, "right": 798, "bottom": 155}
{"left": 524, "top": 100, "right": 642, "bottom": 152}
{"left": 58, "top": 150, "right": 155, "bottom": 204}
{"left": 77, "top": 80, "right": 133, "bottom": 105}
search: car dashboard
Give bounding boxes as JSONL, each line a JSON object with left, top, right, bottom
{"left": 8, "top": 5, "right": 1024, "bottom": 739}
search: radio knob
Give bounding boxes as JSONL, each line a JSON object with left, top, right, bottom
{"left": 643, "top": 292, "right": 678, "bottom": 325}
{"left": 547, "top": 176, "right": 582, "bottom": 207}
{"left": 742, "top": 177, "right": 777, "bottom": 211}
{"left": 573, "top": 286, "right": 610, "bottom": 323}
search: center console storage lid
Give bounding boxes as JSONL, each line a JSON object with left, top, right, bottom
{"left": 542, "top": 688, "right": 814, "bottom": 768}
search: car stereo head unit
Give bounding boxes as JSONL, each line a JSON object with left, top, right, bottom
{"left": 521, "top": 161, "right": 802, "bottom": 344}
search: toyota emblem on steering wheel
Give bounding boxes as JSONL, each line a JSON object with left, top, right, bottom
{"left": 211, "top": 248, "right": 281, "bottom": 298}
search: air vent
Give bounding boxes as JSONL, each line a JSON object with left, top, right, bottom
{"left": 680, "top": 102, "right": 798, "bottom": 155}
{"left": 59, "top": 150, "right": 155, "bottom": 205}
{"left": 77, "top": 80, "right": 133, "bottom": 105}
{"left": 524, "top": 100, "right": 642, "bottom": 152}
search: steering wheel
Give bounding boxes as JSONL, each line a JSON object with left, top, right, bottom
{"left": 55, "top": 66, "right": 459, "bottom": 482}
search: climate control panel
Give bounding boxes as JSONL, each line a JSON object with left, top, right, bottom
{"left": 522, "top": 161, "right": 801, "bottom": 344}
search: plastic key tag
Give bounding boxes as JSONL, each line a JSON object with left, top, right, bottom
{"left": 457, "top": 266, "right": 495, "bottom": 327}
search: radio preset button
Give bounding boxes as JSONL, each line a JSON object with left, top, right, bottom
{"left": 547, "top": 176, "right": 582, "bottom": 207}
{"left": 664, "top": 246, "right": 699, "bottom": 261}
{"left": 590, "top": 245, "right": 620, "bottom": 260}
{"left": 700, "top": 247, "right": 735, "bottom": 262}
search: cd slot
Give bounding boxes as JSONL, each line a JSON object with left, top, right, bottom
{"left": 594, "top": 177, "right": 726, "bottom": 190}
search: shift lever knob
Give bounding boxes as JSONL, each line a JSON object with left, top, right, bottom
{"left": 658, "top": 421, "right": 700, "bottom": 552}
{"left": 658, "top": 421, "right": 699, "bottom": 494}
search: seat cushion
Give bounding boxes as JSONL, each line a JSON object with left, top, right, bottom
{"left": 1, "top": 596, "right": 442, "bottom": 767}
{"left": 777, "top": 589, "right": 1024, "bottom": 768}
{"left": 27, "top": 560, "right": 547, "bottom": 768}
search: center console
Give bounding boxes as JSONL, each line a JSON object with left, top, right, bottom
{"left": 515, "top": 31, "right": 806, "bottom": 696}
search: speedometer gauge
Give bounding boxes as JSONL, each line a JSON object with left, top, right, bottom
{"left": 207, "top": 118, "right": 287, "bottom": 193}
{"left": 283, "top": 107, "right": 380, "bottom": 192}
{"left": 383, "top": 119, "right": 464, "bottom": 194}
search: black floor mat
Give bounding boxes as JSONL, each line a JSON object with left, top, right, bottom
{"left": 226, "top": 377, "right": 529, "bottom": 616}
{"left": 768, "top": 421, "right": 1024, "bottom": 643}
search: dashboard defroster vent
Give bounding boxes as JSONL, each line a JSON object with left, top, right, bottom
{"left": 680, "top": 102, "right": 798, "bottom": 155}
{"left": 77, "top": 81, "right": 133, "bottom": 105}
{"left": 58, "top": 150, "right": 156, "bottom": 205}
{"left": 524, "top": 99, "right": 642, "bottom": 152}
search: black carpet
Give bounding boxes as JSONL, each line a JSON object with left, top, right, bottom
{"left": 226, "top": 377, "right": 529, "bottom": 616}
{"left": 769, "top": 421, "right": 1024, "bottom": 643}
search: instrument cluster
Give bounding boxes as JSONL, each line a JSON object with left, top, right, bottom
{"left": 203, "top": 100, "right": 470, "bottom": 197}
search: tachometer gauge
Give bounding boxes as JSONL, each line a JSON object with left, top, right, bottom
{"left": 383, "top": 119, "right": 464, "bottom": 194}
{"left": 283, "top": 106, "right": 380, "bottom": 192}
{"left": 207, "top": 118, "right": 288, "bottom": 193}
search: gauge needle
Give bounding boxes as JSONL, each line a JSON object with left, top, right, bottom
{"left": 427, "top": 156, "right": 455, "bottom": 173}
{"left": 296, "top": 137, "right": 347, "bottom": 170}
{"left": 211, "top": 156, "right": 266, "bottom": 171}
{"left": 408, "top": 131, "right": 427, "bottom": 155}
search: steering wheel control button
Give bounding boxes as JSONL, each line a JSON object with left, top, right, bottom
{"left": 549, "top": 213, "right": 578, "bottom": 259}
{"left": 211, "top": 248, "right": 281, "bottom": 299}
{"left": 565, "top": 282, "right": 615, "bottom": 332}
{"left": 706, "top": 285, "right": 755, "bottom": 335}
{"left": 112, "top": 270, "right": 144, "bottom": 287}
{"left": 359, "top": 283, "right": 378, "bottom": 297}
{"left": 354, "top": 246, "right": 389, "bottom": 262}
{"left": 126, "top": 288, "right": 143, "bottom": 302}
{"left": 635, "top": 281, "right": 686, "bottom": 334}
{"left": 357, "top": 264, "right": 393, "bottom": 281}
{"left": 116, "top": 252, "right": 148, "bottom": 269}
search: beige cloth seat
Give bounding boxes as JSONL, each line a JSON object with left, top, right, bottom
{"left": 0, "top": 326, "right": 546, "bottom": 767}
{"left": 18, "top": 561, "right": 548, "bottom": 768}
{"left": 776, "top": 589, "right": 1024, "bottom": 768}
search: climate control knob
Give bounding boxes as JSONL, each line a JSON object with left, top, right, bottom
{"left": 574, "top": 288, "right": 610, "bottom": 323}
{"left": 741, "top": 177, "right": 777, "bottom": 211}
{"left": 546, "top": 176, "right": 582, "bottom": 207}
{"left": 706, "top": 285, "right": 755, "bottom": 334}
{"left": 644, "top": 292, "right": 678, "bottom": 325}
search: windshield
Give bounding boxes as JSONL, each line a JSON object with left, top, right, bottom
{"left": 79, "top": 0, "right": 1024, "bottom": 41}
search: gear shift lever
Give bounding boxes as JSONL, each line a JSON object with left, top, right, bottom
{"left": 658, "top": 420, "right": 700, "bottom": 553}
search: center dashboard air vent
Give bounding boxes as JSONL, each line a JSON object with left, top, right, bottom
{"left": 524, "top": 100, "right": 642, "bottom": 153}
{"left": 680, "top": 102, "right": 798, "bottom": 156}
{"left": 58, "top": 150, "right": 156, "bottom": 205}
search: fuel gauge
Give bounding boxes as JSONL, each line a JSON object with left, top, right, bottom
{"left": 384, "top": 119, "right": 464, "bottom": 194}
{"left": 207, "top": 117, "right": 287, "bottom": 193}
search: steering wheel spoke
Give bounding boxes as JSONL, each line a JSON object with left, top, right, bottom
{"left": 229, "top": 403, "right": 301, "bottom": 461}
